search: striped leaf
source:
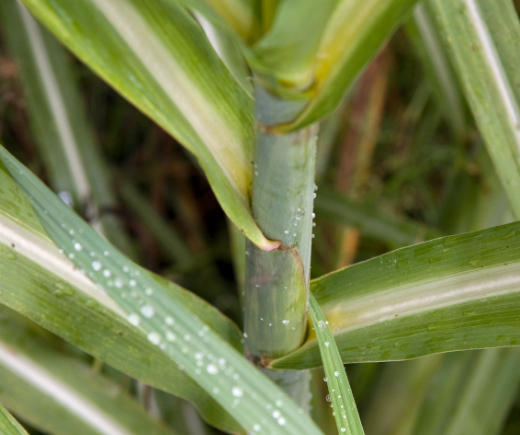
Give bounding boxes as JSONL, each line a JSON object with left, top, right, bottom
{"left": 0, "top": 157, "right": 244, "bottom": 433}
{"left": 429, "top": 0, "right": 520, "bottom": 219}
{"left": 0, "top": 145, "right": 323, "bottom": 435}
{"left": 20, "top": 0, "right": 278, "bottom": 251}
{"left": 0, "top": 306, "right": 178, "bottom": 435}
{"left": 249, "top": 0, "right": 419, "bottom": 130}
{"left": 272, "top": 221, "right": 520, "bottom": 369}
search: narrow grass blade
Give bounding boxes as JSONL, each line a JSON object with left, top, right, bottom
{"left": 272, "top": 220, "right": 520, "bottom": 369}
{"left": 315, "top": 189, "right": 443, "bottom": 248}
{"left": 0, "top": 158, "right": 244, "bottom": 433}
{"left": 0, "top": 145, "right": 323, "bottom": 435}
{"left": 0, "top": 404, "right": 28, "bottom": 435}
{"left": 0, "top": 306, "right": 179, "bottom": 435}
{"left": 309, "top": 294, "right": 364, "bottom": 435}
{"left": 405, "top": 3, "right": 466, "bottom": 140}
{"left": 0, "top": 0, "right": 133, "bottom": 255}
{"left": 429, "top": 0, "right": 520, "bottom": 219}
{"left": 21, "top": 0, "right": 277, "bottom": 250}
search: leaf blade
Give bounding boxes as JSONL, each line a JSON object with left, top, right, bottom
{"left": 309, "top": 294, "right": 364, "bottom": 435}
{"left": 0, "top": 144, "right": 323, "bottom": 435}
{"left": 21, "top": 0, "right": 277, "bottom": 250}
{"left": 428, "top": 0, "right": 520, "bottom": 219}
{"left": 272, "top": 221, "right": 520, "bottom": 369}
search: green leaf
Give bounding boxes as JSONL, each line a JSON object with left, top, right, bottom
{"left": 272, "top": 221, "right": 520, "bottom": 369}
{"left": 21, "top": 0, "right": 278, "bottom": 251}
{"left": 412, "top": 349, "right": 520, "bottom": 435}
{"left": 178, "top": 0, "right": 259, "bottom": 43}
{"left": 405, "top": 3, "right": 466, "bottom": 140}
{"left": 249, "top": 0, "right": 419, "bottom": 129}
{"left": 428, "top": 0, "right": 520, "bottom": 220}
{"left": 0, "top": 145, "right": 323, "bottom": 435}
{"left": 309, "top": 294, "right": 364, "bottom": 435}
{"left": 0, "top": 0, "right": 134, "bottom": 256}
{"left": 315, "top": 188, "right": 443, "bottom": 249}
{"left": 0, "top": 157, "right": 244, "bottom": 433}
{"left": 0, "top": 306, "right": 178, "bottom": 435}
{"left": 0, "top": 403, "right": 28, "bottom": 435}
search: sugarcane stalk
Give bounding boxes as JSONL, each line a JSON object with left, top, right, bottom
{"left": 244, "top": 85, "right": 317, "bottom": 406}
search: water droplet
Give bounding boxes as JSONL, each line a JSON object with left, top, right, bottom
{"left": 165, "top": 316, "right": 174, "bottom": 325}
{"left": 129, "top": 280, "right": 136, "bottom": 287}
{"left": 253, "top": 424, "right": 260, "bottom": 431}
{"left": 334, "top": 371, "right": 340, "bottom": 377}
{"left": 166, "top": 332, "right": 176, "bottom": 342}
{"left": 275, "top": 399, "right": 283, "bottom": 407}
{"left": 313, "top": 193, "right": 317, "bottom": 198}
{"left": 207, "top": 364, "right": 218, "bottom": 374}
{"left": 272, "top": 410, "right": 281, "bottom": 418}
{"left": 73, "top": 242, "right": 82, "bottom": 251}
{"left": 147, "top": 332, "right": 161, "bottom": 345}
{"left": 145, "top": 288, "right": 153, "bottom": 296}
{"left": 282, "top": 320, "right": 289, "bottom": 325}
{"left": 103, "top": 250, "right": 109, "bottom": 256}
{"left": 58, "top": 191, "right": 74, "bottom": 207}
{"left": 103, "top": 269, "right": 111, "bottom": 278}
{"left": 326, "top": 394, "right": 331, "bottom": 402}
{"left": 243, "top": 332, "right": 248, "bottom": 338}
{"left": 324, "top": 341, "right": 329, "bottom": 347}
{"left": 324, "top": 377, "right": 328, "bottom": 382}
{"left": 284, "top": 230, "right": 289, "bottom": 234}
{"left": 232, "top": 386, "right": 243, "bottom": 397}
{"left": 92, "top": 261, "right": 102, "bottom": 271}
{"left": 341, "top": 428, "right": 346, "bottom": 433}
{"left": 114, "top": 278, "right": 124, "bottom": 288}
{"left": 318, "top": 320, "right": 326, "bottom": 329}
{"left": 140, "top": 305, "right": 155, "bottom": 318}
{"left": 278, "top": 417, "right": 286, "bottom": 426}
{"left": 128, "top": 314, "right": 140, "bottom": 326}
{"left": 312, "top": 213, "right": 316, "bottom": 218}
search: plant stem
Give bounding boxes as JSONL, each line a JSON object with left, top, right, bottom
{"left": 244, "top": 85, "right": 317, "bottom": 405}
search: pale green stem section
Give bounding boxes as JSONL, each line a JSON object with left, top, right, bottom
{"left": 244, "top": 86, "right": 317, "bottom": 406}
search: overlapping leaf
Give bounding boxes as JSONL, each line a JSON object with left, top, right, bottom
{"left": 249, "top": 0, "right": 419, "bottom": 129}
{"left": 429, "top": 0, "right": 520, "bottom": 219}
{"left": 0, "top": 306, "right": 178, "bottom": 435}
{"left": 21, "top": 0, "right": 278, "bottom": 250}
{"left": 273, "top": 222, "right": 520, "bottom": 369}
{"left": 0, "top": 158, "right": 244, "bottom": 433}
{"left": 0, "top": 145, "right": 323, "bottom": 435}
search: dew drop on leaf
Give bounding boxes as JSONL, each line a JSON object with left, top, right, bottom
{"left": 232, "top": 386, "right": 243, "bottom": 397}
{"left": 140, "top": 305, "right": 155, "bottom": 318}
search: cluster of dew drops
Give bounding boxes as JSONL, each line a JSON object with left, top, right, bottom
{"left": 59, "top": 222, "right": 294, "bottom": 433}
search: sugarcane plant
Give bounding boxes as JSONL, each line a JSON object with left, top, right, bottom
{"left": 0, "top": 0, "right": 519, "bottom": 434}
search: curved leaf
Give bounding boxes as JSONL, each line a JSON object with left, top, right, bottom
{"left": 429, "top": 0, "right": 520, "bottom": 219}
{"left": 249, "top": 0, "right": 418, "bottom": 129}
{"left": 272, "top": 221, "right": 520, "bottom": 369}
{"left": 0, "top": 306, "right": 178, "bottom": 435}
{"left": 0, "top": 0, "right": 134, "bottom": 255}
{"left": 21, "top": 0, "right": 278, "bottom": 250}
{"left": 0, "top": 145, "right": 323, "bottom": 435}
{"left": 0, "top": 159, "right": 244, "bottom": 433}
